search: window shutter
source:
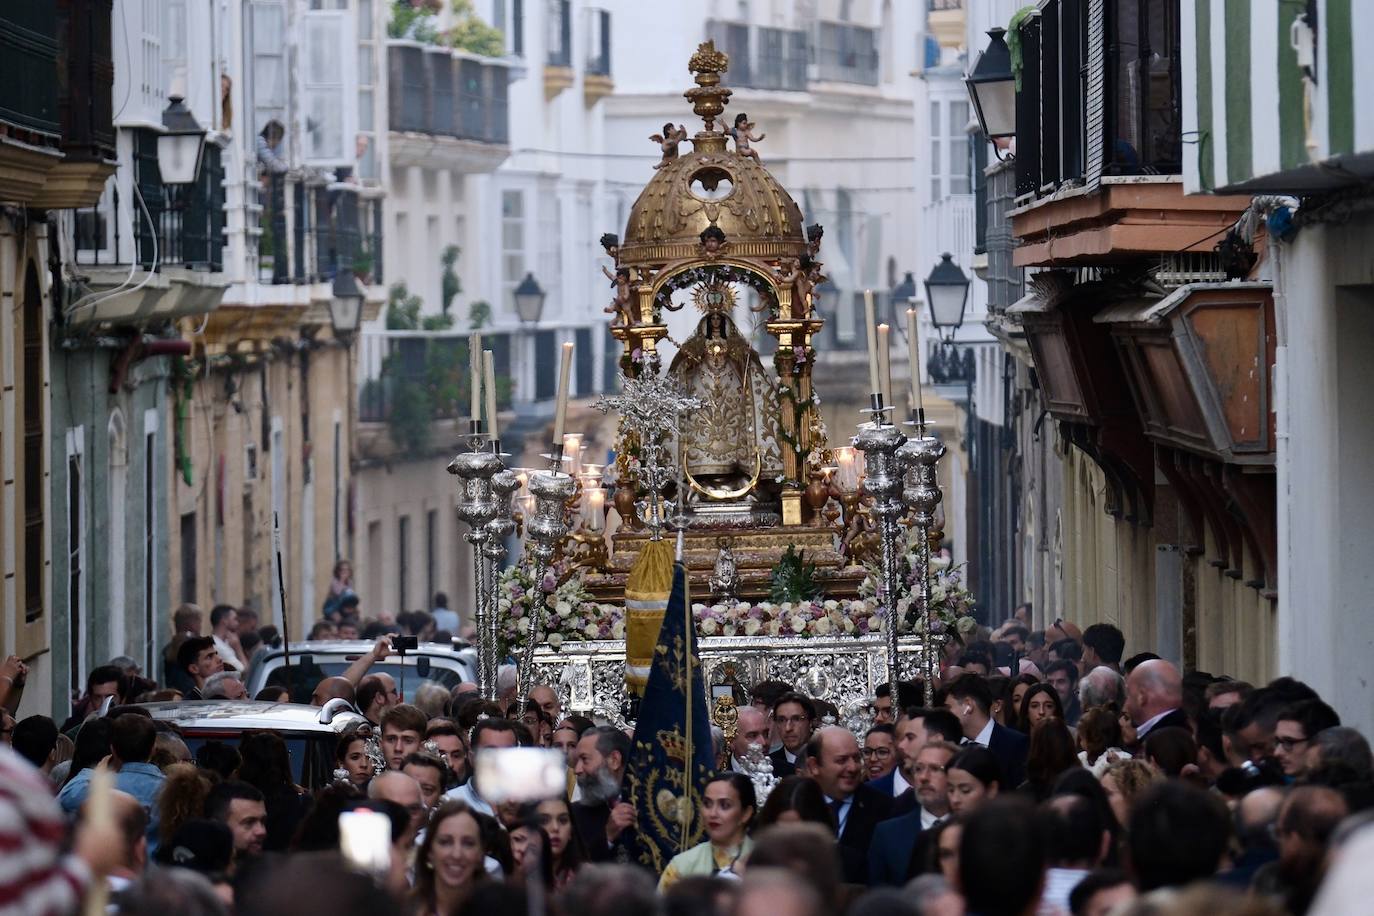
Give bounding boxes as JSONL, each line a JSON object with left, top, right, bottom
{"left": 139, "top": 0, "right": 162, "bottom": 112}
{"left": 302, "top": 9, "right": 358, "bottom": 167}
{"left": 1083, "top": 0, "right": 1105, "bottom": 190}
{"left": 250, "top": 0, "right": 288, "bottom": 134}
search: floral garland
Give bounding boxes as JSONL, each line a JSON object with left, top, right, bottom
{"left": 859, "top": 525, "right": 978, "bottom": 643}
{"left": 496, "top": 560, "right": 623, "bottom": 655}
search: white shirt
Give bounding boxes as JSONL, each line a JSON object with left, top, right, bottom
{"left": 973, "top": 717, "right": 995, "bottom": 748}
{"left": 1135, "top": 708, "right": 1178, "bottom": 740}
{"left": 920, "top": 806, "right": 942, "bottom": 830}
{"left": 1038, "top": 867, "right": 1090, "bottom": 915}
{"left": 823, "top": 793, "right": 853, "bottom": 837}
{"left": 442, "top": 781, "right": 494, "bottom": 817}
{"left": 891, "top": 767, "right": 911, "bottom": 796}
{"left": 212, "top": 634, "right": 244, "bottom": 673}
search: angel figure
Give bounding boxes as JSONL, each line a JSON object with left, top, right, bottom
{"left": 730, "top": 113, "right": 765, "bottom": 163}
{"left": 602, "top": 265, "right": 635, "bottom": 327}
{"left": 599, "top": 232, "right": 620, "bottom": 261}
{"left": 801, "top": 257, "right": 826, "bottom": 317}
{"left": 806, "top": 223, "right": 824, "bottom": 258}
{"left": 650, "top": 123, "right": 688, "bottom": 170}
{"left": 772, "top": 258, "right": 806, "bottom": 318}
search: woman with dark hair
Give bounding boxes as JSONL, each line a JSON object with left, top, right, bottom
{"left": 945, "top": 746, "right": 1001, "bottom": 816}
{"left": 1076, "top": 705, "right": 1129, "bottom": 776}
{"left": 908, "top": 813, "right": 965, "bottom": 883}
{"left": 237, "top": 730, "right": 310, "bottom": 851}
{"left": 986, "top": 674, "right": 1011, "bottom": 726}
{"left": 1008, "top": 673, "right": 1041, "bottom": 724}
{"left": 1020, "top": 719, "right": 1082, "bottom": 801}
{"left": 1143, "top": 726, "right": 1198, "bottom": 779}
{"left": 335, "top": 731, "right": 374, "bottom": 789}
{"left": 60, "top": 718, "right": 113, "bottom": 790}
{"left": 535, "top": 796, "right": 587, "bottom": 889}
{"left": 1017, "top": 682, "right": 1065, "bottom": 734}
{"left": 753, "top": 775, "right": 836, "bottom": 833}
{"left": 659, "top": 772, "right": 757, "bottom": 890}
{"left": 414, "top": 802, "right": 488, "bottom": 916}
{"left": 508, "top": 804, "right": 555, "bottom": 889}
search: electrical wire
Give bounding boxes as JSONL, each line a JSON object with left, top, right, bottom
{"left": 65, "top": 181, "right": 160, "bottom": 317}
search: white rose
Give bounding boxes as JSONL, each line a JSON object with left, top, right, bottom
{"left": 555, "top": 600, "right": 573, "bottom": 618}
{"left": 584, "top": 623, "right": 601, "bottom": 638}
{"left": 548, "top": 632, "right": 564, "bottom": 649}
{"left": 780, "top": 602, "right": 794, "bottom": 612}
{"left": 498, "top": 598, "right": 512, "bottom": 612}
{"left": 789, "top": 614, "right": 808, "bottom": 633}
{"left": 766, "top": 620, "right": 783, "bottom": 636}
{"left": 744, "top": 618, "right": 762, "bottom": 636}
{"left": 517, "top": 619, "right": 530, "bottom": 634}
{"left": 824, "top": 599, "right": 839, "bottom": 611}
{"left": 723, "top": 624, "right": 737, "bottom": 637}
{"left": 611, "top": 621, "right": 626, "bottom": 639}
{"left": 700, "top": 618, "right": 719, "bottom": 635}
{"left": 842, "top": 617, "right": 856, "bottom": 634}
{"left": 813, "top": 617, "right": 832, "bottom": 636}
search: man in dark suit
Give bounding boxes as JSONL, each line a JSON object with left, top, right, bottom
{"left": 867, "top": 740, "right": 957, "bottom": 885}
{"left": 768, "top": 692, "right": 816, "bottom": 777}
{"left": 942, "top": 673, "right": 1029, "bottom": 788}
{"left": 804, "top": 725, "right": 895, "bottom": 884}
{"left": 569, "top": 726, "right": 638, "bottom": 864}
{"left": 1126, "top": 658, "right": 1190, "bottom": 741}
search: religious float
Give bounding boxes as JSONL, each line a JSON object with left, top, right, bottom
{"left": 449, "top": 42, "right": 969, "bottom": 725}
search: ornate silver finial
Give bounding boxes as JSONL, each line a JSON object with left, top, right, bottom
{"left": 743, "top": 742, "right": 778, "bottom": 804}
{"left": 709, "top": 537, "right": 740, "bottom": 603}
{"left": 596, "top": 371, "right": 700, "bottom": 541}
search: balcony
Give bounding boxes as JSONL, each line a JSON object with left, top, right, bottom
{"left": 814, "top": 22, "right": 879, "bottom": 86}
{"left": 0, "top": 7, "right": 64, "bottom": 202}
{"left": 49, "top": 0, "right": 116, "bottom": 208}
{"left": 583, "top": 7, "right": 613, "bottom": 105}
{"left": 357, "top": 329, "right": 514, "bottom": 460}
{"left": 543, "top": 0, "right": 573, "bottom": 100}
{"left": 388, "top": 41, "right": 511, "bottom": 173}
{"left": 69, "top": 132, "right": 229, "bottom": 328}
{"left": 254, "top": 175, "right": 383, "bottom": 290}
{"left": 705, "top": 20, "right": 807, "bottom": 92}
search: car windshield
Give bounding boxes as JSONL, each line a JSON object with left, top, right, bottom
{"left": 179, "top": 732, "right": 324, "bottom": 786}
{"left": 265, "top": 659, "right": 462, "bottom": 703}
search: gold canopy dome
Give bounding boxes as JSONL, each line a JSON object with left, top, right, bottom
{"left": 617, "top": 43, "right": 809, "bottom": 270}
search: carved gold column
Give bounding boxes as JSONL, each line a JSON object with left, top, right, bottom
{"left": 767, "top": 315, "right": 825, "bottom": 526}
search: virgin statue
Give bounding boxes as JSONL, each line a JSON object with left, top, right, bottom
{"left": 667, "top": 289, "right": 783, "bottom": 504}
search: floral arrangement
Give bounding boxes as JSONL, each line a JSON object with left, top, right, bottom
{"left": 496, "top": 560, "right": 623, "bottom": 655}
{"left": 693, "top": 597, "right": 885, "bottom": 638}
{"left": 859, "top": 525, "right": 978, "bottom": 643}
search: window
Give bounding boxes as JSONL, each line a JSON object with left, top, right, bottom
{"left": 301, "top": 10, "right": 358, "bottom": 166}
{"left": 398, "top": 515, "right": 410, "bottom": 611}
{"left": 181, "top": 512, "right": 197, "bottom": 604}
{"left": 1105, "top": 0, "right": 1180, "bottom": 175}
{"left": 538, "top": 192, "right": 561, "bottom": 311}
{"left": 425, "top": 509, "right": 437, "bottom": 610}
{"left": 546, "top": 0, "right": 571, "bottom": 67}
{"left": 140, "top": 0, "right": 163, "bottom": 111}
{"left": 163, "top": 0, "right": 188, "bottom": 97}
{"left": 22, "top": 264, "right": 44, "bottom": 625}
{"left": 585, "top": 8, "right": 610, "bottom": 76}
{"left": 929, "top": 99, "right": 971, "bottom": 199}
{"left": 815, "top": 22, "right": 879, "bottom": 85}
{"left": 358, "top": 0, "right": 378, "bottom": 179}
{"left": 501, "top": 189, "right": 525, "bottom": 310}
{"left": 249, "top": 1, "right": 288, "bottom": 135}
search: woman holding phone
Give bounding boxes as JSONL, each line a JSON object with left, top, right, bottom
{"left": 658, "top": 772, "right": 757, "bottom": 890}
{"left": 413, "top": 802, "right": 488, "bottom": 915}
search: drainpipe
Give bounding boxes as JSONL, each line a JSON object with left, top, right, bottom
{"left": 105, "top": 336, "right": 193, "bottom": 394}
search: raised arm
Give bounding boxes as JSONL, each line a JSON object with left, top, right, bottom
{"left": 340, "top": 636, "right": 392, "bottom": 687}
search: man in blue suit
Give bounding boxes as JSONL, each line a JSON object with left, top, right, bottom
{"left": 867, "top": 740, "right": 958, "bottom": 885}
{"left": 942, "top": 673, "right": 1029, "bottom": 788}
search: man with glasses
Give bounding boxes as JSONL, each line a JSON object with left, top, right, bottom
{"left": 1275, "top": 699, "right": 1340, "bottom": 778}
{"left": 867, "top": 740, "right": 957, "bottom": 885}
{"left": 768, "top": 692, "right": 816, "bottom": 777}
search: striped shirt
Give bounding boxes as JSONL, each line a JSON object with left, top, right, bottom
{"left": 0, "top": 746, "right": 92, "bottom": 915}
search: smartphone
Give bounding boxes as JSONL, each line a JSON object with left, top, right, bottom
{"left": 339, "top": 809, "right": 392, "bottom": 876}
{"left": 390, "top": 634, "right": 419, "bottom": 651}
{"left": 473, "top": 748, "right": 567, "bottom": 804}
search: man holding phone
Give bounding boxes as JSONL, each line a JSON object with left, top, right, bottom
{"left": 570, "top": 726, "right": 637, "bottom": 863}
{"left": 443, "top": 718, "right": 529, "bottom": 815}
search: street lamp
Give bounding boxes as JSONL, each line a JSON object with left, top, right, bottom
{"left": 924, "top": 253, "right": 971, "bottom": 339}
{"left": 890, "top": 270, "right": 917, "bottom": 319}
{"left": 157, "top": 95, "right": 207, "bottom": 185}
{"left": 513, "top": 272, "right": 547, "bottom": 326}
{"left": 965, "top": 28, "right": 1016, "bottom": 141}
{"left": 330, "top": 269, "right": 365, "bottom": 345}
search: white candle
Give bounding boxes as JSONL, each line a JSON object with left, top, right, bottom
{"left": 553, "top": 340, "right": 574, "bottom": 448}
{"left": 563, "top": 433, "right": 583, "bottom": 477}
{"left": 483, "top": 350, "right": 498, "bottom": 441}
{"left": 835, "top": 446, "right": 855, "bottom": 491}
{"left": 906, "top": 307, "right": 923, "bottom": 415}
{"left": 863, "top": 289, "right": 879, "bottom": 395}
{"left": 877, "top": 323, "right": 892, "bottom": 408}
{"left": 587, "top": 487, "right": 605, "bottom": 532}
{"left": 469, "top": 332, "right": 482, "bottom": 423}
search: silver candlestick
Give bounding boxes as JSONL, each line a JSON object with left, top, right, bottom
{"left": 900, "top": 411, "right": 946, "bottom": 705}
{"left": 449, "top": 424, "right": 503, "bottom": 700}
{"left": 854, "top": 394, "right": 906, "bottom": 704}
{"left": 483, "top": 460, "right": 520, "bottom": 695}
{"left": 518, "top": 457, "right": 577, "bottom": 697}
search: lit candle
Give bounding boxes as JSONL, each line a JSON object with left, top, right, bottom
{"left": 906, "top": 307, "right": 924, "bottom": 415}
{"left": 483, "top": 350, "right": 498, "bottom": 441}
{"left": 863, "top": 289, "right": 880, "bottom": 395}
{"left": 877, "top": 323, "right": 892, "bottom": 409}
{"left": 835, "top": 446, "right": 855, "bottom": 490}
{"left": 553, "top": 340, "right": 574, "bottom": 449}
{"left": 587, "top": 487, "right": 605, "bottom": 532}
{"left": 563, "top": 433, "right": 583, "bottom": 477}
{"left": 469, "top": 332, "right": 482, "bottom": 423}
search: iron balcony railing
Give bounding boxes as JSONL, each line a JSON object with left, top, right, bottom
{"left": 705, "top": 20, "right": 807, "bottom": 91}
{"left": 358, "top": 329, "right": 514, "bottom": 425}
{"left": 388, "top": 43, "right": 510, "bottom": 144}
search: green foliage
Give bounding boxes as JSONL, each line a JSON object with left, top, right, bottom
{"left": 422, "top": 313, "right": 455, "bottom": 331}
{"left": 769, "top": 546, "right": 823, "bottom": 603}
{"left": 385, "top": 283, "right": 423, "bottom": 330}
{"left": 446, "top": 0, "right": 505, "bottom": 56}
{"left": 467, "top": 299, "right": 492, "bottom": 330}
{"left": 441, "top": 245, "right": 461, "bottom": 315}
{"left": 387, "top": 0, "right": 441, "bottom": 42}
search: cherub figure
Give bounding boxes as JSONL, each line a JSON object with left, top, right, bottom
{"left": 602, "top": 265, "right": 635, "bottom": 327}
{"left": 806, "top": 223, "right": 824, "bottom": 258}
{"left": 730, "top": 113, "right": 765, "bottom": 162}
{"left": 599, "top": 232, "right": 620, "bottom": 261}
{"left": 699, "top": 225, "right": 728, "bottom": 257}
{"left": 650, "top": 123, "right": 688, "bottom": 170}
{"left": 772, "top": 258, "right": 806, "bottom": 318}
{"left": 800, "top": 256, "right": 826, "bottom": 317}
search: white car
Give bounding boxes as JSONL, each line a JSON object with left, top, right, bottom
{"left": 243, "top": 639, "right": 479, "bottom": 704}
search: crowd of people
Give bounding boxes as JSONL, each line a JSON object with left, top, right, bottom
{"left": 2, "top": 602, "right": 1372, "bottom": 916}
